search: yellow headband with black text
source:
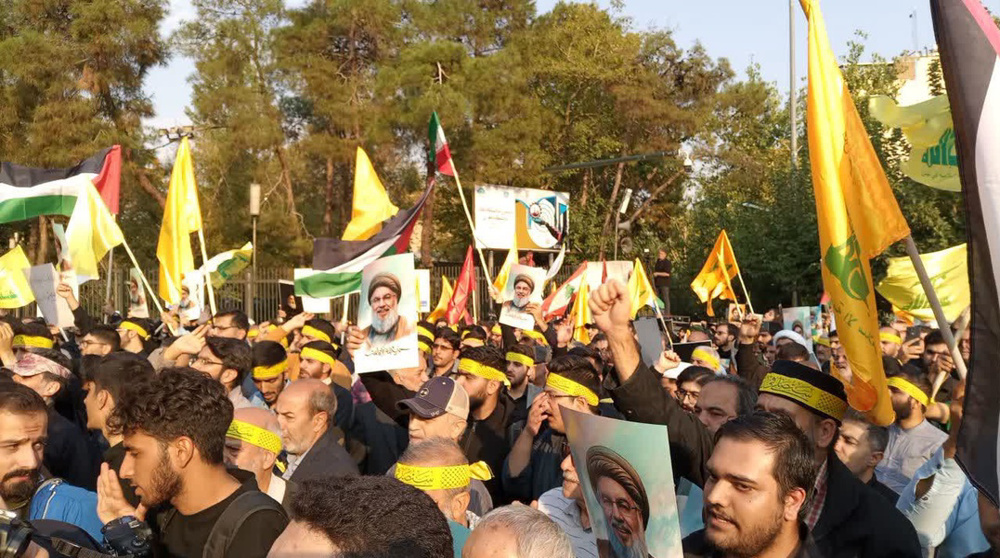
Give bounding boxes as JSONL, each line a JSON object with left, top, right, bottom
{"left": 887, "top": 376, "right": 929, "bottom": 406}
{"left": 253, "top": 360, "right": 287, "bottom": 380}
{"left": 546, "top": 373, "right": 599, "bottom": 406}
{"left": 395, "top": 461, "right": 493, "bottom": 490}
{"left": 226, "top": 420, "right": 282, "bottom": 455}
{"left": 458, "top": 358, "right": 510, "bottom": 387}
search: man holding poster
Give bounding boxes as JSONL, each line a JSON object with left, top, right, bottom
{"left": 500, "top": 265, "right": 544, "bottom": 330}
{"left": 356, "top": 254, "right": 418, "bottom": 373}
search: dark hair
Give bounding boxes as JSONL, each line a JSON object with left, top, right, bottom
{"left": 204, "top": 336, "right": 252, "bottom": 386}
{"left": 704, "top": 375, "right": 757, "bottom": 416}
{"left": 459, "top": 345, "right": 505, "bottom": 374}
{"left": 881, "top": 355, "right": 902, "bottom": 377}
{"left": 677, "top": 366, "right": 714, "bottom": 386}
{"left": 88, "top": 352, "right": 155, "bottom": 403}
{"left": 304, "top": 319, "right": 336, "bottom": 342}
{"left": 289, "top": 476, "right": 453, "bottom": 557}
{"left": 214, "top": 310, "right": 250, "bottom": 333}
{"left": 842, "top": 409, "right": 889, "bottom": 454}
{"left": 85, "top": 325, "right": 121, "bottom": 352}
{"left": 302, "top": 340, "right": 339, "bottom": 360}
{"left": 0, "top": 381, "right": 47, "bottom": 416}
{"left": 715, "top": 411, "right": 818, "bottom": 502}
{"left": 461, "top": 325, "right": 487, "bottom": 342}
{"left": 924, "top": 329, "right": 946, "bottom": 348}
{"left": 547, "top": 355, "right": 601, "bottom": 411}
{"left": 253, "top": 340, "right": 287, "bottom": 368}
{"left": 434, "top": 328, "right": 461, "bottom": 350}
{"left": 109, "top": 367, "right": 232, "bottom": 464}
{"left": 776, "top": 342, "right": 810, "bottom": 362}
{"left": 507, "top": 343, "right": 535, "bottom": 364}
{"left": 589, "top": 332, "right": 607, "bottom": 344}
{"left": 17, "top": 322, "right": 53, "bottom": 340}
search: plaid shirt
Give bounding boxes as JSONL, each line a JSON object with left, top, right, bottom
{"left": 804, "top": 459, "right": 829, "bottom": 529}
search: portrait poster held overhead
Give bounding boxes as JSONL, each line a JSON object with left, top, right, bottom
{"left": 498, "top": 264, "right": 545, "bottom": 330}
{"left": 563, "top": 408, "right": 683, "bottom": 558}
{"left": 355, "top": 253, "right": 418, "bottom": 373}
{"left": 127, "top": 267, "right": 149, "bottom": 318}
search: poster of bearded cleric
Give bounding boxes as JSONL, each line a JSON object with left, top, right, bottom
{"left": 563, "top": 408, "right": 683, "bottom": 558}
{"left": 499, "top": 264, "right": 545, "bottom": 330}
{"left": 355, "top": 253, "right": 418, "bottom": 373}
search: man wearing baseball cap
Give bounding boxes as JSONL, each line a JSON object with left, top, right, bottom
{"left": 395, "top": 377, "right": 493, "bottom": 517}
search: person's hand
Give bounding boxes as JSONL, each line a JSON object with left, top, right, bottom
{"left": 488, "top": 285, "right": 501, "bottom": 302}
{"left": 281, "top": 312, "right": 314, "bottom": 334}
{"left": 899, "top": 337, "right": 923, "bottom": 364}
{"left": 289, "top": 330, "right": 306, "bottom": 352}
{"left": 655, "top": 350, "right": 681, "bottom": 373}
{"left": 932, "top": 351, "right": 956, "bottom": 377}
{"left": 589, "top": 279, "right": 632, "bottom": 341}
{"left": 738, "top": 315, "right": 762, "bottom": 345}
{"left": 56, "top": 282, "right": 80, "bottom": 310}
{"left": 345, "top": 325, "right": 364, "bottom": 358}
{"left": 943, "top": 379, "right": 966, "bottom": 459}
{"left": 526, "top": 303, "right": 546, "bottom": 330}
{"left": 163, "top": 324, "right": 208, "bottom": 361}
{"left": 0, "top": 322, "right": 14, "bottom": 366}
{"left": 526, "top": 392, "right": 548, "bottom": 437}
{"left": 97, "top": 463, "right": 145, "bottom": 524}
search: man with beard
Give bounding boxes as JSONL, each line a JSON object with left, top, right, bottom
{"left": 274, "top": 379, "right": 358, "bottom": 483}
{"left": 252, "top": 340, "right": 290, "bottom": 409}
{"left": 450, "top": 345, "right": 515, "bottom": 504}
{"left": 874, "top": 373, "right": 947, "bottom": 494}
{"left": 538, "top": 441, "right": 598, "bottom": 557}
{"left": 879, "top": 327, "right": 903, "bottom": 360}
{"left": 711, "top": 323, "right": 736, "bottom": 370}
{"left": 589, "top": 279, "right": 920, "bottom": 557}
{"left": 504, "top": 343, "right": 536, "bottom": 430}
{"left": 211, "top": 310, "right": 250, "bottom": 340}
{"left": 505, "top": 355, "right": 600, "bottom": 504}
{"left": 586, "top": 446, "right": 654, "bottom": 558}
{"left": 501, "top": 274, "right": 536, "bottom": 321}
{"left": 225, "top": 407, "right": 295, "bottom": 509}
{"left": 682, "top": 412, "right": 820, "bottom": 558}
{"left": 362, "top": 272, "right": 414, "bottom": 347}
{"left": 78, "top": 325, "right": 120, "bottom": 357}
{"left": 115, "top": 318, "right": 153, "bottom": 356}
{"left": 97, "top": 367, "right": 288, "bottom": 557}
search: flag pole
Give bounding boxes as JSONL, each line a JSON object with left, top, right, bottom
{"left": 104, "top": 246, "right": 114, "bottom": 324}
{"left": 733, "top": 267, "right": 755, "bottom": 315}
{"left": 119, "top": 237, "right": 173, "bottom": 335}
{"left": 903, "top": 235, "right": 966, "bottom": 379}
{"left": 196, "top": 229, "right": 218, "bottom": 316}
{"left": 652, "top": 302, "right": 673, "bottom": 350}
{"left": 341, "top": 293, "right": 350, "bottom": 325}
{"left": 450, "top": 171, "right": 493, "bottom": 284}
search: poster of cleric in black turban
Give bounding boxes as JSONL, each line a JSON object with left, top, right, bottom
{"left": 355, "top": 253, "right": 418, "bottom": 373}
{"left": 563, "top": 408, "right": 683, "bottom": 558}
{"left": 499, "top": 264, "right": 545, "bottom": 330}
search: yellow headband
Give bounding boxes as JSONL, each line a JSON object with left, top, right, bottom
{"left": 301, "top": 325, "right": 331, "bottom": 343}
{"left": 887, "top": 376, "right": 929, "bottom": 406}
{"left": 395, "top": 461, "right": 493, "bottom": 490}
{"left": 506, "top": 352, "right": 534, "bottom": 368}
{"left": 814, "top": 336, "right": 831, "bottom": 348}
{"left": 13, "top": 335, "right": 53, "bottom": 349}
{"left": 458, "top": 358, "right": 510, "bottom": 387}
{"left": 227, "top": 420, "right": 282, "bottom": 455}
{"left": 760, "top": 373, "right": 847, "bottom": 421}
{"left": 546, "top": 373, "right": 599, "bottom": 406}
{"left": 880, "top": 332, "right": 903, "bottom": 345}
{"left": 419, "top": 340, "right": 432, "bottom": 354}
{"left": 300, "top": 347, "right": 336, "bottom": 368}
{"left": 120, "top": 321, "right": 149, "bottom": 340}
{"left": 520, "top": 329, "right": 547, "bottom": 344}
{"left": 253, "top": 360, "right": 287, "bottom": 380}
{"left": 417, "top": 325, "right": 434, "bottom": 339}
{"left": 691, "top": 347, "right": 721, "bottom": 370}
{"left": 248, "top": 328, "right": 260, "bottom": 339}
{"left": 491, "top": 325, "right": 501, "bottom": 335}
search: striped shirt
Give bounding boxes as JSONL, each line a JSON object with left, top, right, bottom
{"left": 537, "top": 487, "right": 597, "bottom": 558}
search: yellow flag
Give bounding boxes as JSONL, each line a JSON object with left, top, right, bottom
{"left": 0, "top": 246, "right": 34, "bottom": 308}
{"left": 427, "top": 276, "right": 454, "bottom": 323}
{"left": 66, "top": 182, "right": 124, "bottom": 279}
{"left": 342, "top": 147, "right": 399, "bottom": 241}
{"left": 157, "top": 137, "right": 203, "bottom": 305}
{"left": 492, "top": 236, "right": 519, "bottom": 294}
{"left": 628, "top": 259, "right": 655, "bottom": 319}
{"left": 690, "top": 230, "right": 740, "bottom": 317}
{"left": 876, "top": 244, "right": 968, "bottom": 324}
{"left": 803, "top": 0, "right": 910, "bottom": 425}
{"left": 869, "top": 95, "right": 958, "bottom": 192}
{"left": 571, "top": 278, "right": 592, "bottom": 344}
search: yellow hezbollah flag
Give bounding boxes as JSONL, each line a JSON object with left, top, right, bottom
{"left": 690, "top": 230, "right": 740, "bottom": 317}
{"left": 492, "top": 234, "right": 518, "bottom": 295}
{"left": 157, "top": 137, "right": 203, "bottom": 305}
{"left": 65, "top": 182, "right": 124, "bottom": 279}
{"left": 869, "top": 95, "right": 958, "bottom": 192}
{"left": 571, "top": 277, "right": 592, "bottom": 344}
{"left": 0, "top": 245, "right": 34, "bottom": 308}
{"left": 427, "top": 275, "right": 454, "bottom": 323}
{"left": 342, "top": 147, "right": 399, "bottom": 241}
{"left": 803, "top": 0, "right": 910, "bottom": 425}
{"left": 628, "top": 258, "right": 655, "bottom": 319}
{"left": 876, "top": 244, "right": 968, "bottom": 324}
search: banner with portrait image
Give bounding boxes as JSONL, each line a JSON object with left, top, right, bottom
{"left": 127, "top": 268, "right": 149, "bottom": 318}
{"left": 499, "top": 264, "right": 545, "bottom": 330}
{"left": 355, "top": 253, "right": 418, "bottom": 373}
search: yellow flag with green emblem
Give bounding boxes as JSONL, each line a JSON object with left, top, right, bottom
{"left": 690, "top": 230, "right": 740, "bottom": 317}
{"left": 876, "top": 244, "right": 968, "bottom": 324}
{"left": 628, "top": 258, "right": 656, "bottom": 318}
{"left": 0, "top": 245, "right": 34, "bottom": 308}
{"left": 803, "top": 0, "right": 910, "bottom": 425}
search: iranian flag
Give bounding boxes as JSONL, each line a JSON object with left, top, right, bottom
{"left": 0, "top": 146, "right": 121, "bottom": 221}
{"left": 428, "top": 112, "right": 456, "bottom": 177}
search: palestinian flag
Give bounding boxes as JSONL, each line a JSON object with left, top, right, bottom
{"left": 932, "top": 0, "right": 1000, "bottom": 506}
{"left": 0, "top": 146, "right": 121, "bottom": 221}
{"left": 541, "top": 262, "right": 588, "bottom": 320}
{"left": 428, "top": 112, "right": 456, "bottom": 177}
{"left": 296, "top": 182, "right": 434, "bottom": 298}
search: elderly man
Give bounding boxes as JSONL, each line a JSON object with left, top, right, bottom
{"left": 538, "top": 444, "right": 598, "bottom": 558}
{"left": 501, "top": 274, "right": 536, "bottom": 321}
{"left": 362, "top": 272, "right": 414, "bottom": 346}
{"left": 225, "top": 407, "right": 295, "bottom": 508}
{"left": 274, "top": 379, "right": 358, "bottom": 483}
{"left": 586, "top": 446, "right": 652, "bottom": 558}
{"left": 463, "top": 505, "right": 573, "bottom": 558}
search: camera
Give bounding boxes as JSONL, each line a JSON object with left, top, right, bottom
{"left": 0, "top": 511, "right": 152, "bottom": 558}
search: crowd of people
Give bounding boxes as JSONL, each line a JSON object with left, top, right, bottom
{"left": 0, "top": 269, "right": 989, "bottom": 558}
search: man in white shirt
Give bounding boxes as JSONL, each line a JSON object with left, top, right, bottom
{"left": 537, "top": 441, "right": 597, "bottom": 558}
{"left": 876, "top": 373, "right": 948, "bottom": 493}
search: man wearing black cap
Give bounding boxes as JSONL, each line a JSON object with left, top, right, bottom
{"left": 362, "top": 272, "right": 414, "bottom": 346}
{"left": 590, "top": 279, "right": 921, "bottom": 557}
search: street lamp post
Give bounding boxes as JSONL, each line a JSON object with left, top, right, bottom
{"left": 249, "top": 183, "right": 260, "bottom": 321}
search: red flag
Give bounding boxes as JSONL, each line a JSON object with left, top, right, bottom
{"left": 92, "top": 145, "right": 121, "bottom": 214}
{"left": 601, "top": 260, "right": 609, "bottom": 283}
{"left": 447, "top": 245, "right": 476, "bottom": 325}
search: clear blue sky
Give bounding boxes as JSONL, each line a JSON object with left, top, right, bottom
{"left": 146, "top": 0, "right": 998, "bottom": 130}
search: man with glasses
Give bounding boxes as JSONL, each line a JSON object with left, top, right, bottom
{"left": 191, "top": 336, "right": 267, "bottom": 409}
{"left": 431, "top": 328, "right": 461, "bottom": 377}
{"left": 78, "top": 325, "right": 120, "bottom": 356}
{"left": 210, "top": 310, "right": 250, "bottom": 340}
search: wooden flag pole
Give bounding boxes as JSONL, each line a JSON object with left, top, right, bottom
{"left": 903, "top": 235, "right": 967, "bottom": 380}
{"left": 931, "top": 305, "right": 970, "bottom": 401}
{"left": 450, "top": 171, "right": 493, "bottom": 285}
{"left": 733, "top": 267, "right": 755, "bottom": 316}
{"left": 652, "top": 302, "right": 673, "bottom": 350}
{"left": 196, "top": 228, "right": 218, "bottom": 316}
{"left": 341, "top": 293, "right": 350, "bottom": 325}
{"left": 119, "top": 237, "right": 174, "bottom": 335}
{"left": 103, "top": 246, "right": 114, "bottom": 324}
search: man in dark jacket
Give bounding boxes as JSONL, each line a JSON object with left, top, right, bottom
{"left": 274, "top": 379, "right": 359, "bottom": 483}
{"left": 590, "top": 279, "right": 922, "bottom": 558}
